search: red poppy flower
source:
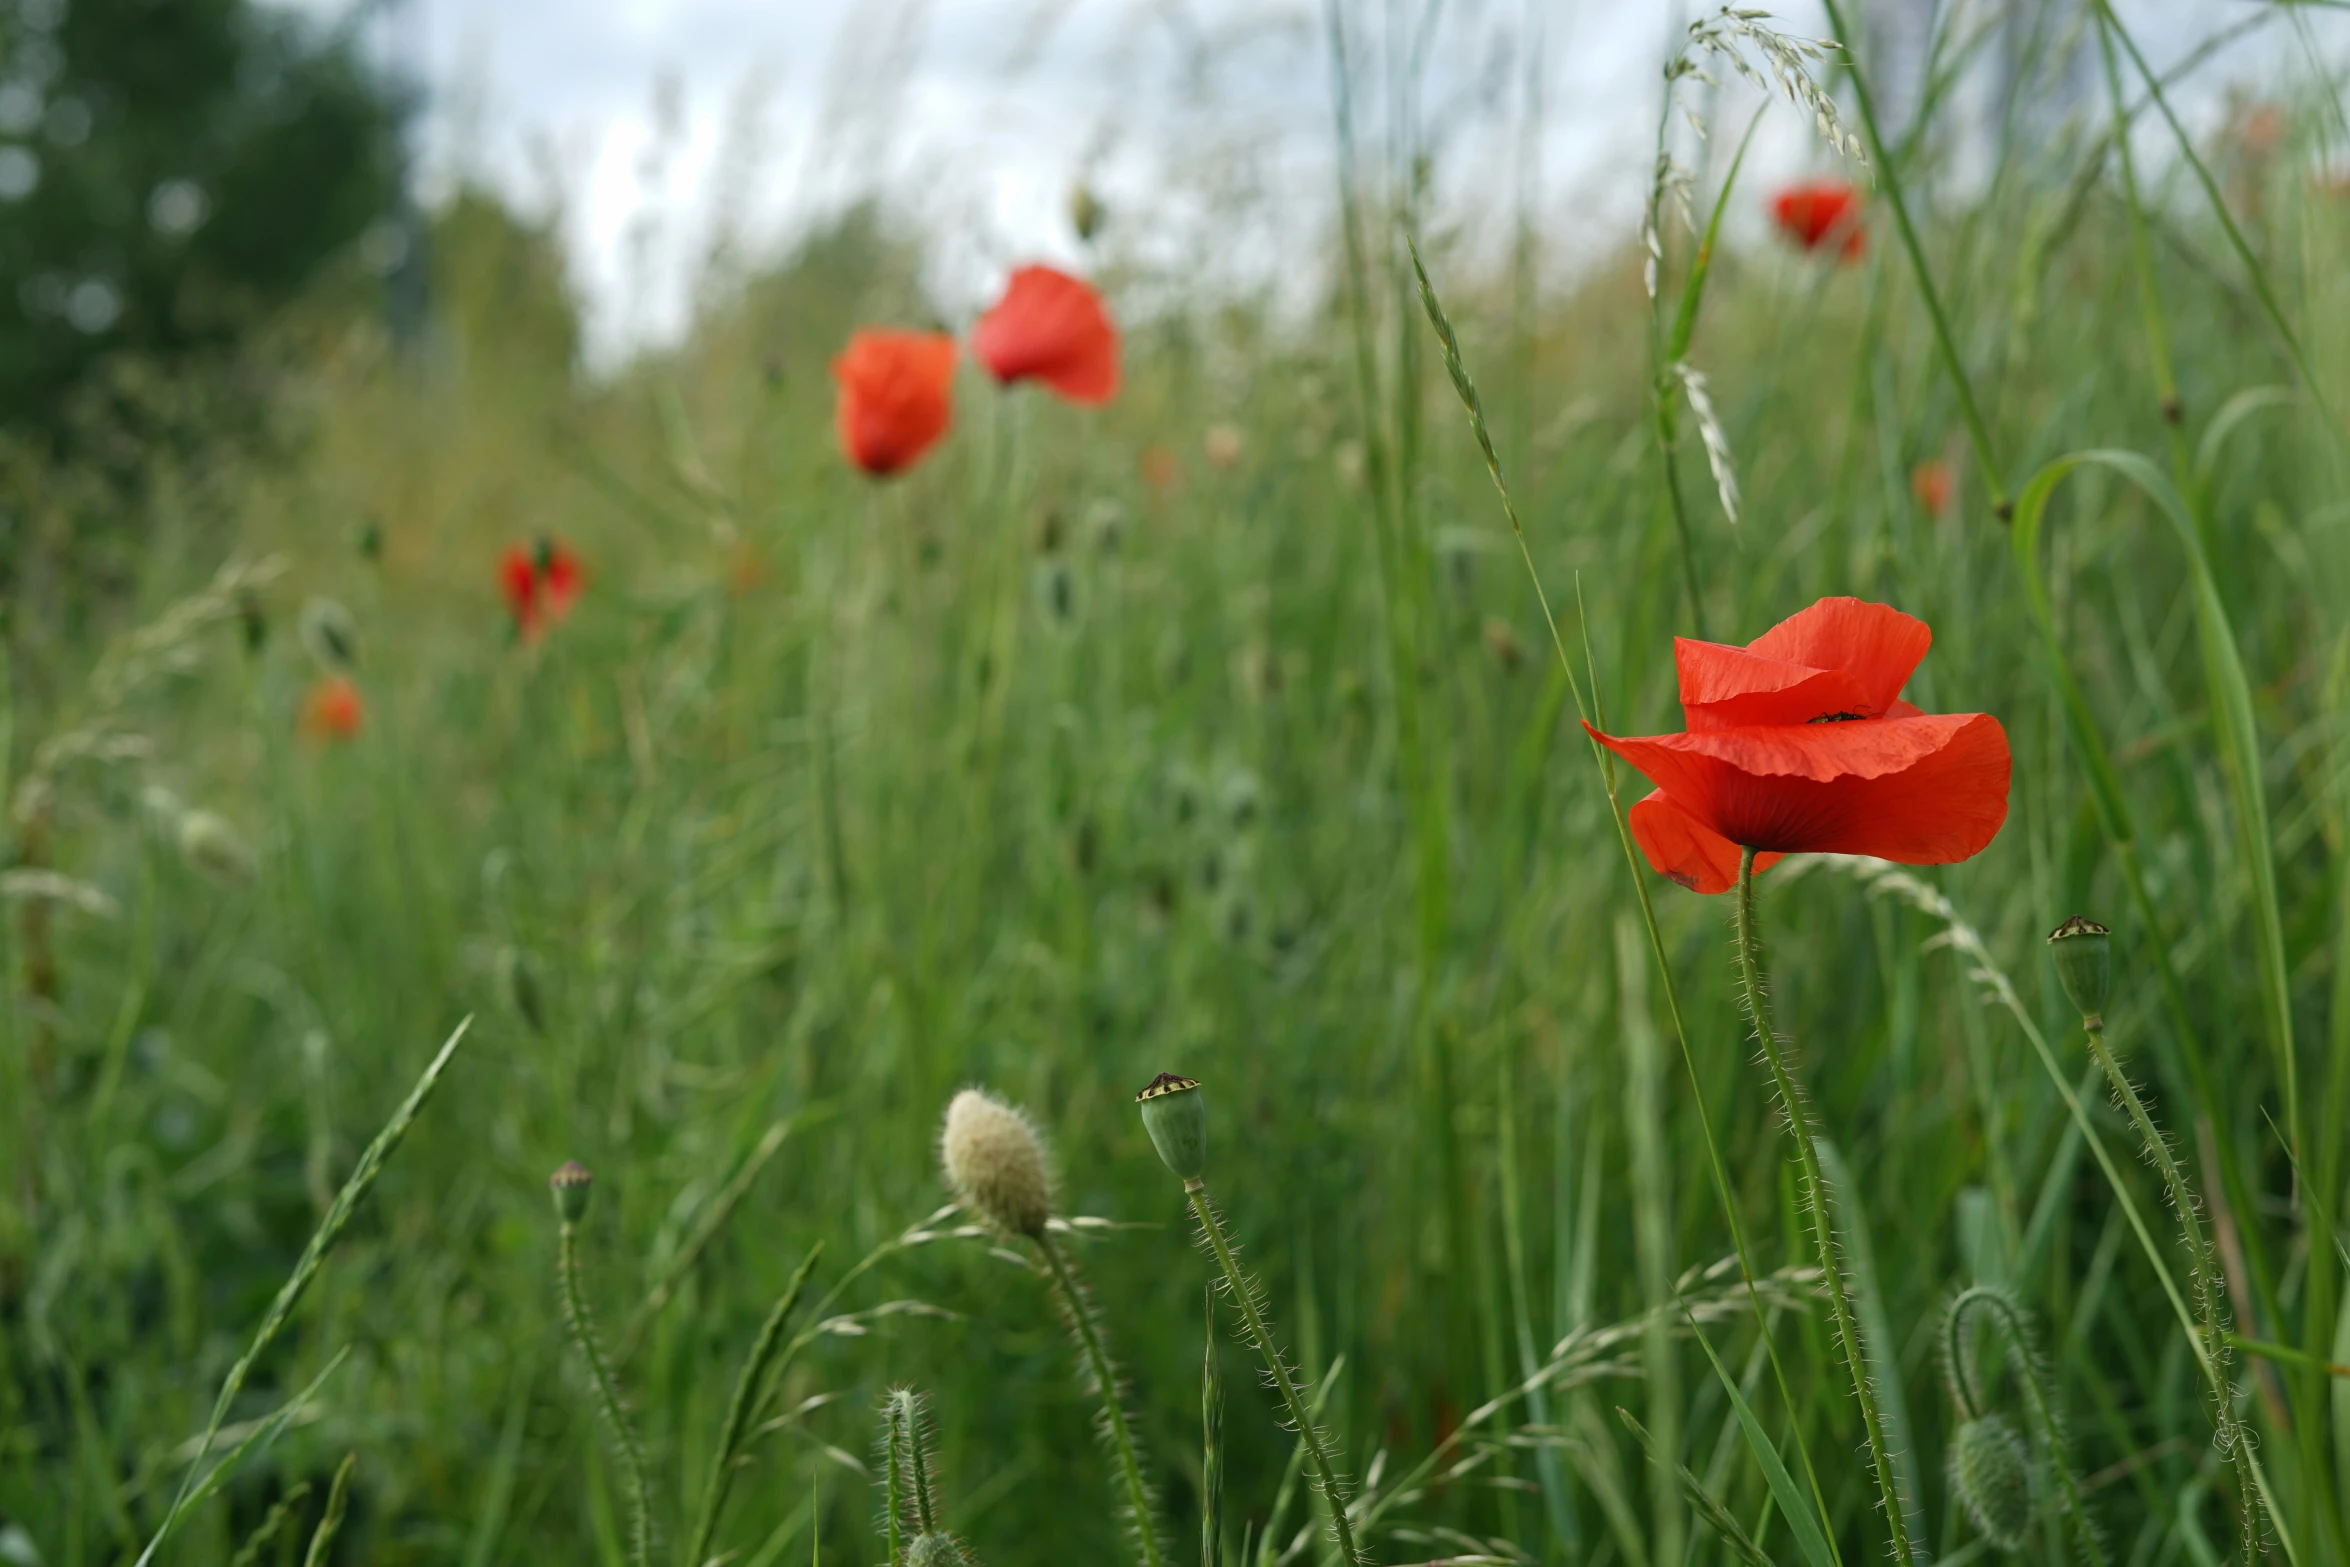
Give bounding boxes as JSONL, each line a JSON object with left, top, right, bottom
{"left": 302, "top": 675, "right": 365, "bottom": 741}
{"left": 972, "top": 265, "right": 1119, "bottom": 405}
{"left": 1586, "top": 597, "right": 2009, "bottom": 894}
{"left": 539, "top": 538, "right": 584, "bottom": 622}
{"left": 832, "top": 330, "right": 958, "bottom": 475}
{"left": 1771, "top": 181, "right": 1865, "bottom": 260}
{"left": 500, "top": 545, "right": 540, "bottom": 635}
{"left": 1910, "top": 459, "right": 1953, "bottom": 518}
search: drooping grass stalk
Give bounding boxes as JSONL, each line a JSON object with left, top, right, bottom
{"left": 1733, "top": 849, "right": 1914, "bottom": 1564}
{"left": 1183, "top": 1180, "right": 1361, "bottom": 1565}
{"left": 303, "top": 1454, "right": 357, "bottom": 1567}
{"left": 555, "top": 1196, "right": 652, "bottom": 1567}
{"left": 2078, "top": 1011, "right": 2263, "bottom": 1560}
{"left": 683, "top": 1242, "right": 825, "bottom": 1567}
{"left": 1816, "top": 0, "right": 2010, "bottom": 517}
{"left": 619, "top": 1116, "right": 794, "bottom": 1367}
{"left": 1409, "top": 241, "right": 1842, "bottom": 1556}
{"left": 2092, "top": 24, "right": 2339, "bottom": 1553}
{"left": 133, "top": 1017, "right": 470, "bottom": 1567}
{"left": 1034, "top": 1229, "right": 1168, "bottom": 1567}
{"left": 1940, "top": 1288, "right": 2107, "bottom": 1567}
{"left": 1201, "top": 1286, "right": 1224, "bottom": 1567}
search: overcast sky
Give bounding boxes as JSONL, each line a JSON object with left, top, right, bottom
{"left": 297, "top": 0, "right": 2318, "bottom": 366}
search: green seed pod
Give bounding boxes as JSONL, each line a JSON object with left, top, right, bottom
{"left": 2046, "top": 915, "right": 2111, "bottom": 1024}
{"left": 549, "top": 1160, "right": 594, "bottom": 1225}
{"left": 1949, "top": 1413, "right": 2034, "bottom": 1550}
{"left": 1135, "top": 1073, "right": 1206, "bottom": 1181}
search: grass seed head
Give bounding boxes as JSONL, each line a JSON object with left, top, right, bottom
{"left": 940, "top": 1088, "right": 1053, "bottom": 1237}
{"left": 1134, "top": 1073, "right": 1205, "bottom": 1181}
{"left": 549, "top": 1160, "right": 595, "bottom": 1225}
{"left": 2046, "top": 915, "right": 2111, "bottom": 1025}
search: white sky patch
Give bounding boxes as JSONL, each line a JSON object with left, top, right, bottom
{"left": 288, "top": 0, "right": 2327, "bottom": 369}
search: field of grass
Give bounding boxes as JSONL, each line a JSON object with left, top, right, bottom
{"left": 6, "top": 4, "right": 2350, "bottom": 1565}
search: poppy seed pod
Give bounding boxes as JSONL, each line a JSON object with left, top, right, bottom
{"left": 2047, "top": 916, "right": 2111, "bottom": 1024}
{"left": 1135, "top": 1073, "right": 1206, "bottom": 1181}
{"left": 939, "top": 1089, "right": 1053, "bottom": 1237}
{"left": 1948, "top": 1413, "right": 2034, "bottom": 1549}
{"left": 549, "top": 1160, "right": 594, "bottom": 1225}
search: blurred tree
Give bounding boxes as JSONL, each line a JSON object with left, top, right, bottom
{"left": 0, "top": 0, "right": 399, "bottom": 433}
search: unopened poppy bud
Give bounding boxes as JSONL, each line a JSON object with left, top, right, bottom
{"left": 2047, "top": 915, "right": 2111, "bottom": 1024}
{"left": 1135, "top": 1072, "right": 1206, "bottom": 1181}
{"left": 549, "top": 1160, "right": 594, "bottom": 1225}
{"left": 1070, "top": 180, "right": 1105, "bottom": 243}
{"left": 908, "top": 1534, "right": 969, "bottom": 1567}
{"left": 1948, "top": 1413, "right": 2033, "bottom": 1549}
{"left": 177, "top": 809, "right": 256, "bottom": 883}
{"left": 939, "top": 1088, "right": 1053, "bottom": 1237}
{"left": 298, "top": 597, "right": 360, "bottom": 672}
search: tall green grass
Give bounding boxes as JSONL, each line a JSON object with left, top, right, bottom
{"left": 4, "top": 3, "right": 2350, "bottom": 1563}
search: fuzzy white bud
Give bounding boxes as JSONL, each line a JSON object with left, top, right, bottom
{"left": 939, "top": 1088, "right": 1053, "bottom": 1238}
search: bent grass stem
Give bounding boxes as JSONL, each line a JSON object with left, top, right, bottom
{"left": 1184, "top": 1180, "right": 1361, "bottom": 1566}
{"left": 1734, "top": 849, "right": 1914, "bottom": 1564}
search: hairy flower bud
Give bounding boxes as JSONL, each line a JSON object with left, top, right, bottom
{"left": 908, "top": 1534, "right": 970, "bottom": 1567}
{"left": 177, "top": 809, "right": 256, "bottom": 883}
{"left": 939, "top": 1089, "right": 1052, "bottom": 1237}
{"left": 549, "top": 1160, "right": 595, "bottom": 1225}
{"left": 298, "top": 597, "right": 360, "bottom": 672}
{"left": 1135, "top": 1072, "right": 1206, "bottom": 1181}
{"left": 1948, "top": 1413, "right": 2033, "bottom": 1549}
{"left": 2047, "top": 915, "right": 2111, "bottom": 1025}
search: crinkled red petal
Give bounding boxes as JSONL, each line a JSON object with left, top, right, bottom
{"left": 1628, "top": 790, "right": 1784, "bottom": 894}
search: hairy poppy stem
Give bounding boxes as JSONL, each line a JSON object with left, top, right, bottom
{"left": 1034, "top": 1229, "right": 1167, "bottom": 1567}
{"left": 2079, "top": 1016, "right": 2265, "bottom": 1557}
{"left": 1184, "top": 1181, "right": 1361, "bottom": 1565}
{"left": 1732, "top": 848, "right": 1914, "bottom": 1564}
{"left": 556, "top": 1219, "right": 652, "bottom": 1567}
{"left": 1940, "top": 1288, "right": 2110, "bottom": 1567}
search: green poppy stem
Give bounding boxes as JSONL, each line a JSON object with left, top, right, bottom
{"left": 1184, "top": 1181, "right": 1361, "bottom": 1565}
{"left": 2079, "top": 1015, "right": 2264, "bottom": 1558}
{"left": 1035, "top": 1229, "right": 1167, "bottom": 1567}
{"left": 1733, "top": 848, "right": 1915, "bottom": 1563}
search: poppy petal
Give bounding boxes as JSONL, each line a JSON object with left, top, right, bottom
{"left": 1675, "top": 638, "right": 1876, "bottom": 728}
{"left": 972, "top": 266, "right": 1120, "bottom": 405}
{"left": 1628, "top": 789, "right": 1783, "bottom": 893}
{"left": 1744, "top": 597, "right": 1931, "bottom": 716}
{"left": 1587, "top": 713, "right": 2010, "bottom": 863}
{"left": 832, "top": 330, "right": 958, "bottom": 475}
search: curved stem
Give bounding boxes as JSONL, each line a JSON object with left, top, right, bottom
{"left": 1037, "top": 1230, "right": 1166, "bottom": 1567}
{"left": 1184, "top": 1182, "right": 1362, "bottom": 1565}
{"left": 2081, "top": 1018, "right": 2264, "bottom": 1557}
{"left": 1734, "top": 849, "right": 1914, "bottom": 1563}
{"left": 1945, "top": 1287, "right": 2111, "bottom": 1567}
{"left": 557, "top": 1222, "right": 650, "bottom": 1567}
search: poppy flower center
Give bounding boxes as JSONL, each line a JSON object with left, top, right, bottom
{"left": 1808, "top": 711, "right": 1869, "bottom": 724}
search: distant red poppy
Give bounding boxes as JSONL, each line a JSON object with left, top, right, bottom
{"left": 1771, "top": 181, "right": 1865, "bottom": 260}
{"left": 972, "top": 265, "right": 1119, "bottom": 405}
{"left": 832, "top": 330, "right": 958, "bottom": 476}
{"left": 302, "top": 675, "right": 365, "bottom": 741}
{"left": 500, "top": 537, "right": 587, "bottom": 640}
{"left": 1586, "top": 597, "right": 2009, "bottom": 894}
{"left": 1911, "top": 459, "right": 1953, "bottom": 517}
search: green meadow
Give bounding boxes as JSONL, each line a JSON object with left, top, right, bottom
{"left": 6, "top": 5, "right": 2350, "bottom": 1565}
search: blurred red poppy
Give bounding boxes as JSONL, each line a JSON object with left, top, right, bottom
{"left": 302, "top": 675, "right": 365, "bottom": 741}
{"left": 972, "top": 265, "right": 1119, "bottom": 405}
{"left": 499, "top": 546, "right": 538, "bottom": 631}
{"left": 1771, "top": 181, "right": 1865, "bottom": 260}
{"left": 832, "top": 330, "right": 958, "bottom": 475}
{"left": 1586, "top": 597, "right": 2009, "bottom": 893}
{"left": 500, "top": 537, "right": 587, "bottom": 640}
{"left": 1911, "top": 459, "right": 1953, "bottom": 517}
